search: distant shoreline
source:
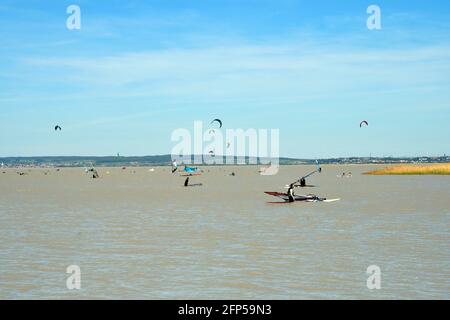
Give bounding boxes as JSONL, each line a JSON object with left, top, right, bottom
{"left": 0, "top": 158, "right": 450, "bottom": 170}
{"left": 1, "top": 154, "right": 449, "bottom": 168}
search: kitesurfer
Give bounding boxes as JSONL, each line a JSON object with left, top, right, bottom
{"left": 184, "top": 177, "right": 189, "bottom": 187}
{"left": 86, "top": 168, "right": 99, "bottom": 179}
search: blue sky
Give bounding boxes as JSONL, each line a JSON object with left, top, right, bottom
{"left": 0, "top": 0, "right": 449, "bottom": 158}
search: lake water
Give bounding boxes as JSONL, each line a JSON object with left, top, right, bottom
{"left": 0, "top": 165, "right": 448, "bottom": 299}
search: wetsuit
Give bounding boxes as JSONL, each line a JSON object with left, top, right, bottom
{"left": 287, "top": 185, "right": 295, "bottom": 202}
{"left": 184, "top": 177, "right": 189, "bottom": 187}
{"left": 300, "top": 178, "right": 306, "bottom": 187}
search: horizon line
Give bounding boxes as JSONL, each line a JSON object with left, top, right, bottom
{"left": 0, "top": 154, "right": 448, "bottom": 160}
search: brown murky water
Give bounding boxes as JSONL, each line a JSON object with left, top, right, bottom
{"left": 0, "top": 165, "right": 448, "bottom": 299}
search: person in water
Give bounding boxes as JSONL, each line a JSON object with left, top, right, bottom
{"left": 184, "top": 177, "right": 189, "bottom": 187}
{"left": 300, "top": 177, "right": 306, "bottom": 187}
{"left": 287, "top": 183, "right": 295, "bottom": 202}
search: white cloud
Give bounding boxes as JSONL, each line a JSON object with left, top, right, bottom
{"left": 22, "top": 41, "right": 450, "bottom": 106}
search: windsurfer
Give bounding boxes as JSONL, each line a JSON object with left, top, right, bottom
{"left": 287, "top": 183, "right": 295, "bottom": 202}
{"left": 300, "top": 177, "right": 306, "bottom": 187}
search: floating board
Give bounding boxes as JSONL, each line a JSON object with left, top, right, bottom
{"left": 185, "top": 183, "right": 203, "bottom": 187}
{"left": 267, "top": 199, "right": 340, "bottom": 204}
{"left": 322, "top": 198, "right": 340, "bottom": 203}
{"left": 267, "top": 201, "right": 293, "bottom": 205}
{"left": 265, "top": 192, "right": 340, "bottom": 203}
{"left": 265, "top": 191, "right": 315, "bottom": 201}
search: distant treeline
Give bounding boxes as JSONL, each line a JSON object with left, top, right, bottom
{"left": 0, "top": 155, "right": 299, "bottom": 167}
{"left": 0, "top": 155, "right": 448, "bottom": 167}
{"left": 0, "top": 155, "right": 172, "bottom": 167}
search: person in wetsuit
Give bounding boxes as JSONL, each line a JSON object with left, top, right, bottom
{"left": 287, "top": 183, "right": 295, "bottom": 202}
{"left": 300, "top": 177, "right": 306, "bottom": 187}
{"left": 184, "top": 177, "right": 189, "bottom": 187}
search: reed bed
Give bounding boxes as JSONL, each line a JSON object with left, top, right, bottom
{"left": 364, "top": 163, "right": 450, "bottom": 175}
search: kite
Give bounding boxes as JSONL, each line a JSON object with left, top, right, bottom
{"left": 210, "top": 119, "right": 223, "bottom": 128}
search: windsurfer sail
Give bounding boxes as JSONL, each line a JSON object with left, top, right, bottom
{"left": 289, "top": 161, "right": 322, "bottom": 187}
{"left": 184, "top": 166, "right": 198, "bottom": 173}
{"left": 265, "top": 192, "right": 339, "bottom": 203}
{"left": 171, "top": 160, "right": 178, "bottom": 173}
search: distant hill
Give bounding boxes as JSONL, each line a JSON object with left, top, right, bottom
{"left": 0, "top": 155, "right": 306, "bottom": 167}
{"left": 0, "top": 155, "right": 172, "bottom": 167}
{"left": 0, "top": 155, "right": 448, "bottom": 167}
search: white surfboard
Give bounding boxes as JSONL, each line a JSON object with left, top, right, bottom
{"left": 323, "top": 198, "right": 341, "bottom": 203}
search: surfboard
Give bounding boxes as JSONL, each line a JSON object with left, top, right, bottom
{"left": 185, "top": 183, "right": 203, "bottom": 187}
{"left": 265, "top": 192, "right": 340, "bottom": 203}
